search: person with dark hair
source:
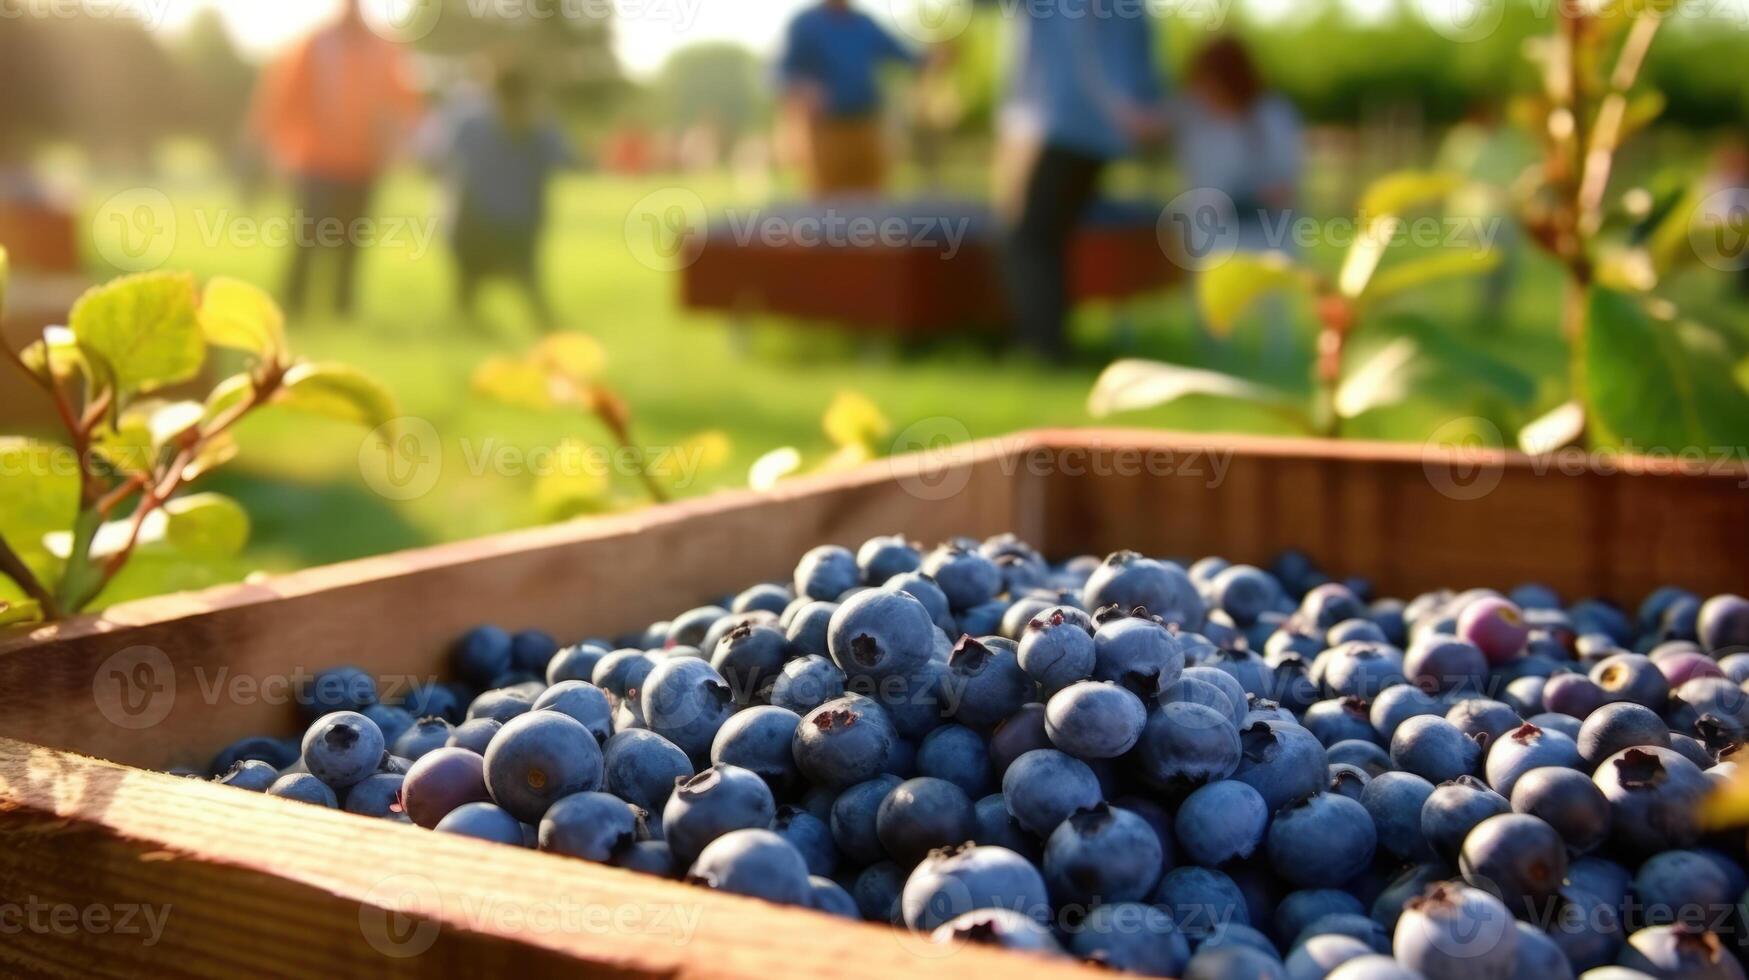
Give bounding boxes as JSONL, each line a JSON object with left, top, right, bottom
{"left": 419, "top": 61, "right": 577, "bottom": 330}
{"left": 778, "top": 0, "right": 922, "bottom": 196}
{"left": 998, "top": 1, "right": 1167, "bottom": 357}
{"left": 253, "top": 0, "right": 421, "bottom": 318}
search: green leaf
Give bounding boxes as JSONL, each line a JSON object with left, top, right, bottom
{"left": 472, "top": 356, "right": 561, "bottom": 411}
{"left": 1382, "top": 315, "right": 1537, "bottom": 407}
{"left": 822, "top": 391, "right": 891, "bottom": 449}
{"left": 1359, "top": 171, "right": 1464, "bottom": 220}
{"left": 162, "top": 493, "right": 250, "bottom": 558}
{"left": 198, "top": 277, "right": 286, "bottom": 357}
{"left": 532, "top": 438, "right": 612, "bottom": 522}
{"left": 1361, "top": 250, "right": 1501, "bottom": 308}
{"left": 20, "top": 325, "right": 85, "bottom": 381}
{"left": 0, "top": 439, "right": 80, "bottom": 549}
{"left": 273, "top": 362, "right": 398, "bottom": 433}
{"left": 68, "top": 271, "right": 204, "bottom": 396}
{"left": 1196, "top": 252, "right": 1306, "bottom": 335}
{"left": 1334, "top": 337, "right": 1424, "bottom": 419}
{"left": 204, "top": 372, "right": 254, "bottom": 423}
{"left": 1088, "top": 358, "right": 1309, "bottom": 426}
{"left": 1584, "top": 288, "right": 1749, "bottom": 449}
{"left": 148, "top": 401, "right": 205, "bottom": 449}
{"left": 0, "top": 598, "right": 42, "bottom": 628}
{"left": 90, "top": 416, "right": 157, "bottom": 476}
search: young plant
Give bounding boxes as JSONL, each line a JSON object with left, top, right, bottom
{"left": 0, "top": 251, "right": 397, "bottom": 622}
{"left": 1090, "top": 171, "right": 1522, "bottom": 435}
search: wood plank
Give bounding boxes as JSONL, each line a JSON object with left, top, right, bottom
{"left": 0, "top": 739, "right": 1093, "bottom": 979}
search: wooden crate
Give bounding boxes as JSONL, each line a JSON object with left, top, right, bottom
{"left": 1, "top": 428, "right": 1745, "bottom": 977}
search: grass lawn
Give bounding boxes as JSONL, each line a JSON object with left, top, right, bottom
{"left": 19, "top": 166, "right": 1742, "bottom": 608}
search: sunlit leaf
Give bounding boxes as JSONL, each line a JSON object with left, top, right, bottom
{"left": 1334, "top": 337, "right": 1423, "bottom": 419}
{"left": 749, "top": 447, "right": 802, "bottom": 491}
{"left": 533, "top": 333, "right": 607, "bottom": 386}
{"left": 1584, "top": 289, "right": 1749, "bottom": 449}
{"left": 1197, "top": 252, "right": 1307, "bottom": 335}
{"left": 69, "top": 271, "right": 203, "bottom": 395}
{"left": 822, "top": 391, "right": 891, "bottom": 449}
{"left": 44, "top": 512, "right": 164, "bottom": 560}
{"left": 1359, "top": 171, "right": 1464, "bottom": 221}
{"left": 814, "top": 443, "right": 875, "bottom": 474}
{"left": 1519, "top": 401, "right": 1587, "bottom": 455}
{"left": 0, "top": 598, "right": 43, "bottom": 628}
{"left": 162, "top": 493, "right": 250, "bottom": 558}
{"left": 1362, "top": 250, "right": 1501, "bottom": 308}
{"left": 204, "top": 372, "right": 255, "bottom": 423}
{"left": 1088, "top": 359, "right": 1306, "bottom": 423}
{"left": 0, "top": 439, "right": 79, "bottom": 551}
{"left": 91, "top": 416, "right": 157, "bottom": 476}
{"left": 274, "top": 362, "right": 399, "bottom": 433}
{"left": 533, "top": 439, "right": 612, "bottom": 522}
{"left": 148, "top": 401, "right": 205, "bottom": 450}
{"left": 180, "top": 431, "right": 239, "bottom": 482}
{"left": 472, "top": 356, "right": 562, "bottom": 412}
{"left": 198, "top": 277, "right": 285, "bottom": 357}
{"left": 649, "top": 431, "right": 732, "bottom": 484}
{"left": 1381, "top": 315, "right": 1537, "bottom": 407}
{"left": 20, "top": 326, "right": 84, "bottom": 381}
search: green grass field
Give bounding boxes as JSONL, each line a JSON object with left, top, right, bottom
{"left": 31, "top": 167, "right": 1741, "bottom": 607}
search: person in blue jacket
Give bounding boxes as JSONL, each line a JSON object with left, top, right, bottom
{"left": 778, "top": 0, "right": 922, "bottom": 195}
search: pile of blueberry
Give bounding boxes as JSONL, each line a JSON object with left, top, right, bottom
{"left": 198, "top": 534, "right": 1749, "bottom": 979}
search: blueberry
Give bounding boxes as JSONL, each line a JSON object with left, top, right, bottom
{"left": 1393, "top": 882, "right": 1518, "bottom": 980}
{"left": 1390, "top": 715, "right": 1481, "bottom": 784}
{"left": 1212, "top": 565, "right": 1285, "bottom": 627}
{"left": 209, "top": 735, "right": 300, "bottom": 776}
{"left": 342, "top": 772, "right": 405, "bottom": 818}
{"left": 1316, "top": 643, "right": 1406, "bottom": 700}
{"left": 1329, "top": 618, "right": 1389, "bottom": 647}
{"left": 1274, "top": 889, "right": 1366, "bottom": 948}
{"left": 851, "top": 659, "right": 950, "bottom": 741}
{"left": 1265, "top": 793, "right": 1375, "bottom": 889}
{"left": 928, "top": 907, "right": 1063, "bottom": 955}
{"left": 1371, "top": 865, "right": 1448, "bottom": 934}
{"left": 1175, "top": 780, "right": 1268, "bottom": 866}
{"left": 1294, "top": 913, "right": 1389, "bottom": 955}
{"left": 1405, "top": 635, "right": 1490, "bottom": 695}
{"left": 263, "top": 771, "right": 337, "bottom": 806}
{"left": 466, "top": 687, "right": 534, "bottom": 724}
{"left": 779, "top": 600, "right": 837, "bottom": 660}
{"left": 303, "top": 665, "right": 379, "bottom": 722}
{"left": 901, "top": 843, "right": 1050, "bottom": 931}
{"left": 789, "top": 544, "right": 857, "bottom": 602}
{"left": 401, "top": 747, "right": 489, "bottom": 828}
{"left": 1090, "top": 615, "right": 1184, "bottom": 696}
{"left": 434, "top": 800, "right": 524, "bottom": 845}
{"left": 769, "top": 654, "right": 849, "bottom": 718}
{"left": 1668, "top": 676, "right": 1749, "bottom": 739}
{"left": 827, "top": 588, "right": 937, "bottom": 680}
{"left": 1209, "top": 648, "right": 1278, "bottom": 700}
{"left": 707, "top": 623, "right": 788, "bottom": 705}
{"left": 1000, "top": 748, "right": 1102, "bottom": 837}
{"left": 1507, "top": 766, "right": 1609, "bottom": 855}
{"left": 391, "top": 715, "right": 453, "bottom": 762}
{"left": 1485, "top": 722, "right": 1581, "bottom": 798}
{"left": 770, "top": 805, "right": 838, "bottom": 877}
{"left": 1352, "top": 771, "right": 1432, "bottom": 862}
{"left": 709, "top": 705, "right": 801, "bottom": 795}
{"left": 1457, "top": 597, "right": 1531, "bottom": 666}
{"left": 988, "top": 703, "right": 1052, "bottom": 776}
{"left": 1590, "top": 653, "right": 1670, "bottom": 710}
{"left": 1421, "top": 775, "right": 1510, "bottom": 863}
{"left": 1152, "top": 866, "right": 1250, "bottom": 940}
{"left": 1445, "top": 697, "right": 1522, "bottom": 744}
{"left": 1577, "top": 702, "right": 1672, "bottom": 769}
{"left": 686, "top": 828, "right": 812, "bottom": 906}
{"left": 453, "top": 626, "right": 514, "bottom": 688}
{"left": 794, "top": 695, "right": 898, "bottom": 789}
{"left": 728, "top": 583, "right": 790, "bottom": 617}
{"left": 1323, "top": 955, "right": 1418, "bottom": 979}
{"left": 1068, "top": 901, "right": 1190, "bottom": 977}
{"left": 920, "top": 543, "right": 1002, "bottom": 611}
{"left": 531, "top": 681, "right": 613, "bottom": 745}
{"left": 1527, "top": 712, "right": 1584, "bottom": 740}
{"left": 1182, "top": 665, "right": 1250, "bottom": 729}
{"left": 1042, "top": 803, "right": 1163, "bottom": 906}
{"left": 1183, "top": 945, "right": 1287, "bottom": 980}
{"left": 853, "top": 860, "right": 906, "bottom": 923}
{"left": 446, "top": 717, "right": 501, "bottom": 754}
{"left": 1699, "top": 594, "right": 1749, "bottom": 654}
{"left": 662, "top": 764, "right": 776, "bottom": 865}
{"left": 1302, "top": 697, "right": 1377, "bottom": 748}
{"left": 612, "top": 839, "right": 675, "bottom": 877}
{"left": 301, "top": 711, "right": 387, "bottom": 789}
{"left": 944, "top": 636, "right": 1036, "bottom": 730}
{"left": 1617, "top": 924, "right": 1744, "bottom": 980}
{"left": 1040, "top": 680, "right": 1145, "bottom": 760}
{"left": 857, "top": 534, "right": 922, "bottom": 585}
{"left": 831, "top": 775, "right": 903, "bottom": 865}
{"left": 1300, "top": 583, "right": 1367, "bottom": 632}
{"left": 1632, "top": 850, "right": 1736, "bottom": 928}
{"left": 1593, "top": 746, "right": 1709, "bottom": 854}
{"left": 1134, "top": 702, "right": 1242, "bottom": 793}
{"left": 1326, "top": 763, "right": 1369, "bottom": 800}
{"left": 1327, "top": 738, "right": 1393, "bottom": 776}
{"left": 215, "top": 763, "right": 279, "bottom": 791}
{"left": 640, "top": 657, "right": 736, "bottom": 766}
{"left": 916, "top": 724, "right": 992, "bottom": 798}
{"left": 1246, "top": 697, "right": 1299, "bottom": 727}
{"left": 1202, "top": 921, "right": 1281, "bottom": 960}
{"left": 482, "top": 711, "right": 603, "bottom": 823}
{"left": 876, "top": 776, "right": 976, "bottom": 864}
{"left": 1084, "top": 551, "right": 1204, "bottom": 631}
{"left": 591, "top": 648, "right": 658, "bottom": 701}
{"left": 972, "top": 793, "right": 1038, "bottom": 858}
{"left": 538, "top": 790, "right": 639, "bottom": 862}
{"left": 883, "top": 572, "right": 958, "bottom": 635}
{"left": 1285, "top": 934, "right": 1373, "bottom": 980}
{"left": 701, "top": 610, "right": 777, "bottom": 656}
{"left": 1016, "top": 609, "right": 1096, "bottom": 695}
{"left": 1234, "top": 720, "right": 1328, "bottom": 811}
{"left": 505, "top": 630, "right": 558, "bottom": 676}
{"left": 1458, "top": 812, "right": 1567, "bottom": 916}
{"left": 1541, "top": 672, "right": 1606, "bottom": 720}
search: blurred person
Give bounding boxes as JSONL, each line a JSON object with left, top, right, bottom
{"left": 252, "top": 0, "right": 421, "bottom": 318}
{"left": 418, "top": 62, "right": 577, "bottom": 331}
{"left": 777, "top": 0, "right": 923, "bottom": 196}
{"left": 998, "top": 1, "right": 1167, "bottom": 357}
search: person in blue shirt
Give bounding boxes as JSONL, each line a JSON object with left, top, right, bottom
{"left": 420, "top": 62, "right": 577, "bottom": 330}
{"left": 999, "top": 1, "right": 1168, "bottom": 357}
{"left": 778, "top": 0, "right": 922, "bottom": 195}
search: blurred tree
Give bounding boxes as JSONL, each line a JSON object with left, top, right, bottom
{"left": 171, "top": 9, "right": 257, "bottom": 147}
{"left": 654, "top": 43, "right": 769, "bottom": 139}
{"left": 413, "top": 0, "right": 627, "bottom": 123}
{"left": 0, "top": 16, "right": 190, "bottom": 163}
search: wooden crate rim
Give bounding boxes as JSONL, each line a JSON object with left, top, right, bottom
{"left": 5, "top": 426, "right": 1743, "bottom": 654}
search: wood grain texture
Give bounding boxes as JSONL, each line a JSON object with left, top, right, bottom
{"left": 0, "top": 740, "right": 1090, "bottom": 979}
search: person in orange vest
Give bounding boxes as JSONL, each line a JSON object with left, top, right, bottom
{"left": 252, "top": 0, "right": 421, "bottom": 318}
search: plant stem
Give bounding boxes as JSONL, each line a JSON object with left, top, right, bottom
{"left": 0, "top": 532, "right": 61, "bottom": 619}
